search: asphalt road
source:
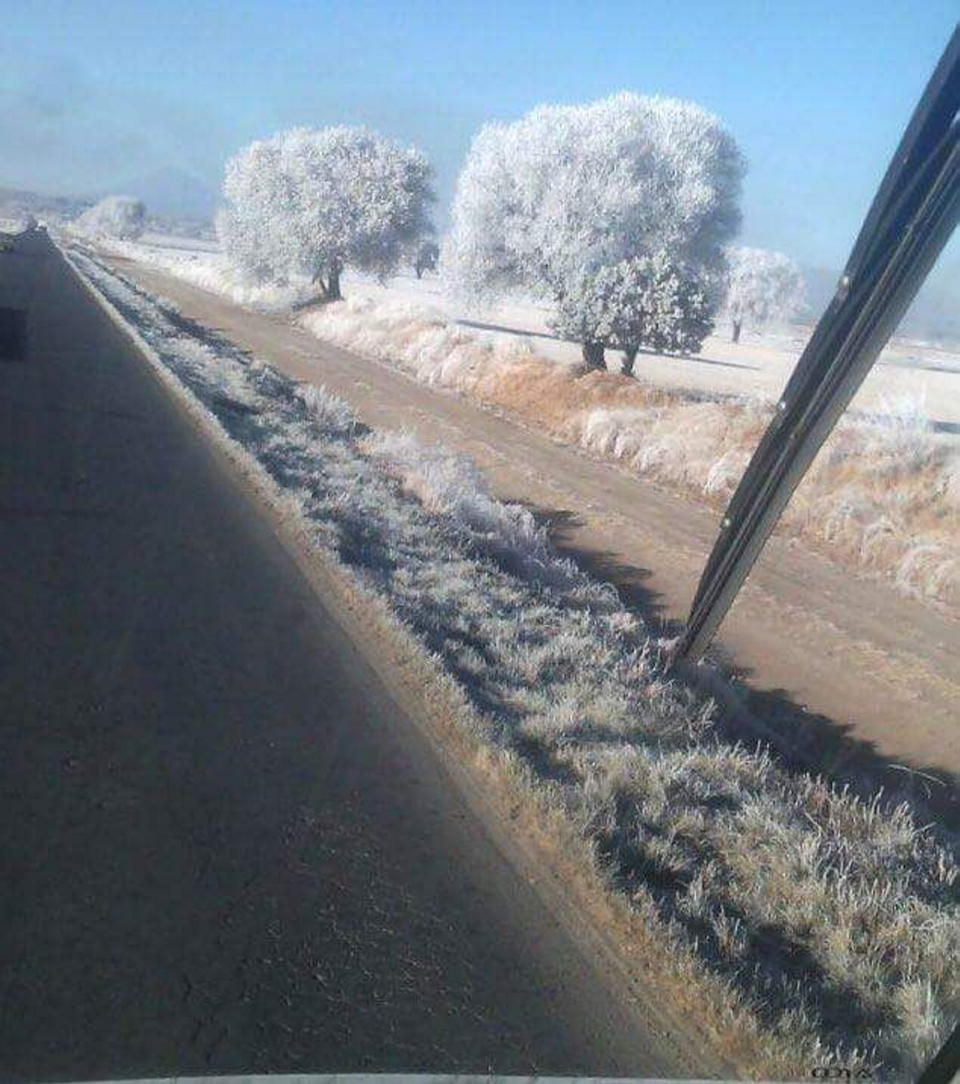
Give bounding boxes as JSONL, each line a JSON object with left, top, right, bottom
{"left": 0, "top": 231, "right": 690, "bottom": 1081}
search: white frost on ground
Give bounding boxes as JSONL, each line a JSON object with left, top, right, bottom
{"left": 85, "top": 236, "right": 960, "bottom": 416}
{"left": 68, "top": 246, "right": 960, "bottom": 1078}
{"left": 71, "top": 235, "right": 313, "bottom": 311}
{"left": 138, "top": 230, "right": 220, "bottom": 252}
{"left": 300, "top": 294, "right": 960, "bottom": 606}
{"left": 91, "top": 237, "right": 960, "bottom": 606}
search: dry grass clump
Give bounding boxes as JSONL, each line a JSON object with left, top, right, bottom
{"left": 75, "top": 251, "right": 960, "bottom": 1078}
{"left": 301, "top": 295, "right": 960, "bottom": 605}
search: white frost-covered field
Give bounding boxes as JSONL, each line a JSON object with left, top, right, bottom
{"left": 344, "top": 275, "right": 960, "bottom": 436}
{"left": 137, "top": 230, "right": 220, "bottom": 253}
{"left": 113, "top": 234, "right": 960, "bottom": 430}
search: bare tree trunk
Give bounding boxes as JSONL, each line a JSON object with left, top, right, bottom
{"left": 326, "top": 266, "right": 342, "bottom": 302}
{"left": 311, "top": 271, "right": 330, "bottom": 301}
{"left": 620, "top": 347, "right": 638, "bottom": 376}
{"left": 732, "top": 318, "right": 742, "bottom": 344}
{"left": 414, "top": 264, "right": 423, "bottom": 280}
{"left": 582, "top": 340, "right": 605, "bottom": 370}
{"left": 311, "top": 263, "right": 344, "bottom": 301}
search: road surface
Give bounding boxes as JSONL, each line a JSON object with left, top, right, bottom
{"left": 0, "top": 231, "right": 713, "bottom": 1080}
{"left": 103, "top": 252, "right": 960, "bottom": 824}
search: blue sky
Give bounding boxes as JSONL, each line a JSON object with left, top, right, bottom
{"left": 1, "top": 0, "right": 957, "bottom": 275}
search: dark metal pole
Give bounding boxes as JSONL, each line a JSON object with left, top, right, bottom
{"left": 674, "top": 25, "right": 960, "bottom": 665}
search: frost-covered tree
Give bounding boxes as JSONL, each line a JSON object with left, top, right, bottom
{"left": 76, "top": 195, "right": 146, "bottom": 241}
{"left": 553, "top": 252, "right": 715, "bottom": 374}
{"left": 724, "top": 246, "right": 805, "bottom": 342}
{"left": 218, "top": 126, "right": 434, "bottom": 301}
{"left": 413, "top": 239, "right": 439, "bottom": 279}
{"left": 443, "top": 92, "right": 744, "bottom": 369}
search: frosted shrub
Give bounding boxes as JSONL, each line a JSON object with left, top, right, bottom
{"left": 76, "top": 195, "right": 146, "bottom": 241}
{"left": 551, "top": 252, "right": 716, "bottom": 373}
{"left": 295, "top": 383, "right": 358, "bottom": 434}
{"left": 724, "top": 246, "right": 806, "bottom": 343}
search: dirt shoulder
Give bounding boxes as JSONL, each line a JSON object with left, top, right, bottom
{"left": 108, "top": 256, "right": 960, "bottom": 817}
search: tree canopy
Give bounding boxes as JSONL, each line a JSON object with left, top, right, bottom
{"left": 724, "top": 246, "right": 806, "bottom": 342}
{"left": 76, "top": 195, "right": 146, "bottom": 241}
{"left": 443, "top": 92, "right": 744, "bottom": 367}
{"left": 218, "top": 126, "right": 434, "bottom": 300}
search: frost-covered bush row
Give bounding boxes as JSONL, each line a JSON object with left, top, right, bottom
{"left": 71, "top": 249, "right": 960, "bottom": 1075}
{"left": 218, "top": 126, "right": 434, "bottom": 301}
{"left": 300, "top": 295, "right": 960, "bottom": 605}
{"left": 75, "top": 195, "right": 146, "bottom": 241}
{"left": 576, "top": 394, "right": 960, "bottom": 603}
{"left": 724, "top": 246, "right": 806, "bottom": 343}
{"left": 443, "top": 93, "right": 744, "bottom": 369}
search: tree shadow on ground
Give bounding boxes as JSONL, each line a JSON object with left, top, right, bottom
{"left": 525, "top": 500, "right": 960, "bottom": 836}
{"left": 456, "top": 317, "right": 762, "bottom": 372}
{"left": 160, "top": 305, "right": 259, "bottom": 364}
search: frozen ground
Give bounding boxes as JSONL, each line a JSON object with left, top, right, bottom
{"left": 351, "top": 273, "right": 960, "bottom": 435}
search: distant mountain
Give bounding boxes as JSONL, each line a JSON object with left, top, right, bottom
{"left": 0, "top": 184, "right": 92, "bottom": 224}
{"left": 110, "top": 167, "right": 218, "bottom": 224}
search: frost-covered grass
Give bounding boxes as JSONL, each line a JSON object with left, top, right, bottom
{"left": 299, "top": 295, "right": 960, "bottom": 606}
{"left": 69, "top": 235, "right": 316, "bottom": 311}
{"left": 86, "top": 239, "right": 960, "bottom": 604}
{"left": 69, "top": 248, "right": 960, "bottom": 1078}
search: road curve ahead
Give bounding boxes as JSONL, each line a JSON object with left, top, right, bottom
{"left": 0, "top": 231, "right": 688, "bottom": 1080}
